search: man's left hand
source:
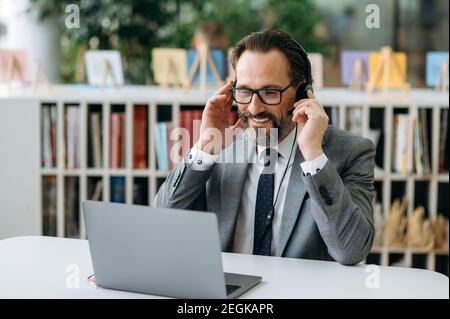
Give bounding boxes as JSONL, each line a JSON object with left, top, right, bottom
{"left": 291, "top": 89, "right": 329, "bottom": 161}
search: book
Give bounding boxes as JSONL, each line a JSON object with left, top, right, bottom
{"left": 413, "top": 114, "right": 423, "bottom": 176}
{"left": 192, "top": 110, "right": 202, "bottom": 145}
{"left": 41, "top": 106, "right": 52, "bottom": 168}
{"left": 110, "top": 112, "right": 125, "bottom": 168}
{"left": 393, "top": 114, "right": 412, "bottom": 175}
{"left": 41, "top": 104, "right": 58, "bottom": 168}
{"left": 346, "top": 107, "right": 363, "bottom": 136}
{"left": 50, "top": 106, "right": 57, "bottom": 166}
{"left": 420, "top": 109, "right": 431, "bottom": 175}
{"left": 133, "top": 105, "right": 148, "bottom": 169}
{"left": 64, "top": 177, "right": 80, "bottom": 238}
{"left": 66, "top": 106, "right": 80, "bottom": 169}
{"left": 133, "top": 178, "right": 149, "bottom": 206}
{"left": 88, "top": 178, "right": 103, "bottom": 201}
{"left": 160, "top": 122, "right": 169, "bottom": 172}
{"left": 439, "top": 109, "right": 449, "bottom": 173}
{"left": 90, "top": 112, "right": 103, "bottom": 168}
{"left": 110, "top": 177, "right": 125, "bottom": 203}
{"left": 42, "top": 176, "right": 57, "bottom": 236}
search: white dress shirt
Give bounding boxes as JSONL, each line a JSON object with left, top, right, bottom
{"left": 186, "top": 127, "right": 328, "bottom": 256}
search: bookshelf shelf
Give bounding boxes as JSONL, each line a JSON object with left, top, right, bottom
{"left": 0, "top": 85, "right": 448, "bottom": 275}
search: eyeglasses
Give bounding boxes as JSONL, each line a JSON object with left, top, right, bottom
{"left": 231, "top": 80, "right": 298, "bottom": 105}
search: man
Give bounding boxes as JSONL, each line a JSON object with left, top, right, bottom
{"left": 154, "top": 30, "right": 375, "bottom": 265}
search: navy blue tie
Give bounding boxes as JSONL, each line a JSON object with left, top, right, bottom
{"left": 253, "top": 148, "right": 277, "bottom": 256}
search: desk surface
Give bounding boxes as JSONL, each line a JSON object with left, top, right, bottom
{"left": 0, "top": 236, "right": 448, "bottom": 299}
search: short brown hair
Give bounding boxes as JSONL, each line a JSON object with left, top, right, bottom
{"left": 230, "top": 29, "right": 311, "bottom": 84}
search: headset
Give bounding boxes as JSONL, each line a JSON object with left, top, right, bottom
{"left": 287, "top": 40, "right": 314, "bottom": 116}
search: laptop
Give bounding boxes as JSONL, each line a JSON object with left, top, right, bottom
{"left": 82, "top": 200, "right": 262, "bottom": 299}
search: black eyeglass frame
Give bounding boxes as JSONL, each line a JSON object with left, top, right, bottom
{"left": 231, "top": 79, "right": 299, "bottom": 105}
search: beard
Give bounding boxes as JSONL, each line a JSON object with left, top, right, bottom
{"left": 237, "top": 109, "right": 294, "bottom": 147}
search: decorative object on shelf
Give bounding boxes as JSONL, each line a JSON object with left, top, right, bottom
{"left": 385, "top": 198, "right": 408, "bottom": 247}
{"left": 0, "top": 49, "right": 28, "bottom": 85}
{"left": 152, "top": 48, "right": 187, "bottom": 89}
{"left": 434, "top": 215, "right": 449, "bottom": 250}
{"left": 426, "top": 52, "right": 449, "bottom": 93}
{"left": 85, "top": 50, "right": 124, "bottom": 89}
{"left": 341, "top": 51, "right": 370, "bottom": 91}
{"left": 32, "top": 59, "right": 52, "bottom": 93}
{"left": 407, "top": 206, "right": 434, "bottom": 250}
{"left": 366, "top": 46, "right": 410, "bottom": 97}
{"left": 372, "top": 200, "right": 384, "bottom": 248}
{"left": 183, "top": 42, "right": 224, "bottom": 95}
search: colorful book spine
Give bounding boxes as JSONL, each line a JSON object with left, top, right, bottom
{"left": 133, "top": 105, "right": 148, "bottom": 169}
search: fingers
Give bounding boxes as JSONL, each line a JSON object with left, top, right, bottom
{"left": 292, "top": 105, "right": 308, "bottom": 126}
{"left": 306, "top": 89, "right": 315, "bottom": 99}
{"left": 214, "top": 79, "right": 234, "bottom": 96}
{"left": 209, "top": 94, "right": 227, "bottom": 107}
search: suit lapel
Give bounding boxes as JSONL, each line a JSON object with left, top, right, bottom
{"left": 276, "top": 125, "right": 331, "bottom": 256}
{"left": 276, "top": 147, "right": 307, "bottom": 256}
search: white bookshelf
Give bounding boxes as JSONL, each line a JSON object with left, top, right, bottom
{"left": 0, "top": 85, "right": 448, "bottom": 275}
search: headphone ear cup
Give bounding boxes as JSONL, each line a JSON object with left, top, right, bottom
{"left": 296, "top": 83, "right": 306, "bottom": 101}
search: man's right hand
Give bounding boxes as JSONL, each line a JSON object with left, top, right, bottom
{"left": 197, "top": 79, "right": 244, "bottom": 154}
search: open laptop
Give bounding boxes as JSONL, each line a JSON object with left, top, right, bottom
{"left": 82, "top": 200, "right": 262, "bottom": 299}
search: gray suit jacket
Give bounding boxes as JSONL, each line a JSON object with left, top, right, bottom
{"left": 154, "top": 125, "right": 375, "bottom": 265}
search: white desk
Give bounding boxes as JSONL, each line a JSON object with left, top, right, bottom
{"left": 0, "top": 236, "right": 448, "bottom": 299}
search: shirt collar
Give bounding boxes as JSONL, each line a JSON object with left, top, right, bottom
{"left": 256, "top": 126, "right": 297, "bottom": 162}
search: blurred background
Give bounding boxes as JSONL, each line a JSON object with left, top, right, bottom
{"left": 0, "top": 0, "right": 449, "bottom": 276}
{"left": 0, "top": 0, "right": 448, "bottom": 86}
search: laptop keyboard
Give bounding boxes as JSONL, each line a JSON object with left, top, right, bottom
{"left": 226, "top": 284, "right": 241, "bottom": 295}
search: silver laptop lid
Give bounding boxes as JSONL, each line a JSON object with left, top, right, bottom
{"left": 82, "top": 200, "right": 227, "bottom": 298}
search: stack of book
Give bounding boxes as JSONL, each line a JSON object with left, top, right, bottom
{"left": 110, "top": 112, "right": 125, "bottom": 168}
{"left": 154, "top": 110, "right": 239, "bottom": 172}
{"left": 66, "top": 106, "right": 80, "bottom": 169}
{"left": 41, "top": 105, "right": 57, "bottom": 168}
{"left": 392, "top": 111, "right": 433, "bottom": 176}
